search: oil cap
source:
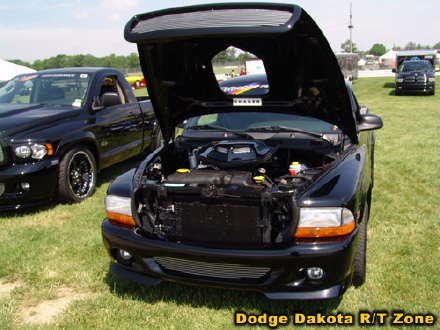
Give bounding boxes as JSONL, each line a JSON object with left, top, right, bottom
{"left": 176, "top": 168, "right": 190, "bottom": 174}
{"left": 253, "top": 175, "right": 265, "bottom": 183}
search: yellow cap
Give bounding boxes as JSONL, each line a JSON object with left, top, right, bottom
{"left": 176, "top": 168, "right": 190, "bottom": 174}
{"left": 291, "top": 161, "right": 300, "bottom": 165}
{"left": 253, "top": 175, "right": 265, "bottom": 183}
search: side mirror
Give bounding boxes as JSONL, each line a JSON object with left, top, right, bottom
{"left": 391, "top": 68, "right": 396, "bottom": 73}
{"left": 92, "top": 92, "right": 121, "bottom": 111}
{"left": 358, "top": 113, "right": 383, "bottom": 132}
{"left": 102, "top": 92, "right": 121, "bottom": 107}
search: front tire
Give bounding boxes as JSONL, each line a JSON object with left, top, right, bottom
{"left": 58, "top": 147, "right": 97, "bottom": 203}
{"left": 352, "top": 204, "right": 369, "bottom": 287}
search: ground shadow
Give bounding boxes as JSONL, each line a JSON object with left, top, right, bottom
{"left": 95, "top": 152, "right": 146, "bottom": 188}
{"left": 382, "top": 82, "right": 395, "bottom": 89}
{"left": 0, "top": 201, "right": 58, "bottom": 218}
{"left": 104, "top": 273, "right": 343, "bottom": 314}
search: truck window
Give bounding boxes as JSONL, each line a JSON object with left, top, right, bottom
{"left": 99, "top": 76, "right": 127, "bottom": 104}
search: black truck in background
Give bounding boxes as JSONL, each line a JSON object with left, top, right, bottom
{"left": 0, "top": 67, "right": 160, "bottom": 210}
{"left": 392, "top": 50, "right": 437, "bottom": 95}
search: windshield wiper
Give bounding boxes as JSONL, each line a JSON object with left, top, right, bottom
{"left": 244, "top": 125, "right": 334, "bottom": 144}
{"left": 185, "top": 124, "right": 254, "bottom": 140}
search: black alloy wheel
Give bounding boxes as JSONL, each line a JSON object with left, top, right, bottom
{"left": 58, "top": 147, "right": 97, "bottom": 203}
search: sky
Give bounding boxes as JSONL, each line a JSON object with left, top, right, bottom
{"left": 0, "top": 0, "right": 439, "bottom": 62}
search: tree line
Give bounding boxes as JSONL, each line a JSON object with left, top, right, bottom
{"left": 341, "top": 40, "right": 440, "bottom": 57}
{"left": 8, "top": 49, "right": 254, "bottom": 70}
{"left": 8, "top": 53, "right": 141, "bottom": 71}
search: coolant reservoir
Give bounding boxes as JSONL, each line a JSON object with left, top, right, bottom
{"left": 289, "top": 162, "right": 302, "bottom": 176}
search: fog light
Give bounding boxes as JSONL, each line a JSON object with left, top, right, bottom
{"left": 21, "top": 182, "right": 30, "bottom": 190}
{"left": 115, "top": 249, "right": 133, "bottom": 264}
{"left": 306, "top": 267, "right": 324, "bottom": 280}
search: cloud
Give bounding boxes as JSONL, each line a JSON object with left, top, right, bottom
{"left": 74, "top": 11, "right": 91, "bottom": 20}
{"left": 106, "top": 13, "right": 121, "bottom": 22}
{"left": 47, "top": 2, "right": 75, "bottom": 9}
{"left": 99, "top": 0, "right": 139, "bottom": 11}
{"left": 0, "top": 27, "right": 137, "bottom": 62}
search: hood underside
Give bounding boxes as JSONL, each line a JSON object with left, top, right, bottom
{"left": 125, "top": 3, "right": 358, "bottom": 143}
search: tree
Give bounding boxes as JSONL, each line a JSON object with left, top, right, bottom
{"left": 7, "top": 59, "right": 32, "bottom": 68}
{"left": 341, "top": 39, "right": 357, "bottom": 53}
{"left": 369, "top": 44, "right": 387, "bottom": 57}
{"left": 404, "top": 41, "right": 417, "bottom": 50}
{"left": 212, "top": 47, "right": 238, "bottom": 63}
{"left": 236, "top": 52, "right": 256, "bottom": 63}
{"left": 433, "top": 42, "right": 440, "bottom": 49}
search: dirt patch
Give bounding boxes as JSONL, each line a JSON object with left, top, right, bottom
{"left": 21, "top": 288, "right": 91, "bottom": 324}
{"left": 0, "top": 279, "right": 23, "bottom": 298}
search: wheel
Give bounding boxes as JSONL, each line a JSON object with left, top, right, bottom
{"left": 352, "top": 204, "right": 369, "bottom": 287}
{"left": 395, "top": 90, "right": 401, "bottom": 96}
{"left": 58, "top": 147, "right": 97, "bottom": 203}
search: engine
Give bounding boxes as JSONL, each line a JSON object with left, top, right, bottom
{"left": 137, "top": 140, "right": 334, "bottom": 248}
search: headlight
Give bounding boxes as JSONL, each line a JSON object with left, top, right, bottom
{"left": 14, "top": 146, "right": 32, "bottom": 158}
{"left": 396, "top": 78, "right": 403, "bottom": 83}
{"left": 295, "top": 207, "right": 355, "bottom": 238}
{"left": 14, "top": 143, "right": 53, "bottom": 160}
{"left": 105, "top": 195, "right": 136, "bottom": 228}
{"left": 428, "top": 77, "right": 436, "bottom": 82}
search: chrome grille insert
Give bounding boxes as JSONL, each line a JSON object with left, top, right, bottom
{"left": 154, "top": 256, "right": 270, "bottom": 279}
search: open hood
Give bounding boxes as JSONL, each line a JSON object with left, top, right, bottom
{"left": 125, "top": 3, "right": 358, "bottom": 143}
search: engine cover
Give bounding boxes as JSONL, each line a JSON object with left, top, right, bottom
{"left": 198, "top": 140, "right": 276, "bottom": 168}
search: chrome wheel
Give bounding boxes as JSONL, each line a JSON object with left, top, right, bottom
{"left": 67, "top": 151, "right": 96, "bottom": 198}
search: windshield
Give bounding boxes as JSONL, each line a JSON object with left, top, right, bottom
{"left": 185, "top": 112, "right": 341, "bottom": 134}
{"left": 0, "top": 73, "right": 92, "bottom": 107}
{"left": 400, "top": 61, "right": 433, "bottom": 72}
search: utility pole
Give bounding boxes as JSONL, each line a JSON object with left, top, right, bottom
{"left": 348, "top": 3, "right": 354, "bottom": 53}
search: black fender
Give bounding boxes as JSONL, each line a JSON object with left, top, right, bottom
{"left": 55, "top": 131, "right": 100, "bottom": 170}
{"left": 297, "top": 145, "right": 370, "bottom": 222}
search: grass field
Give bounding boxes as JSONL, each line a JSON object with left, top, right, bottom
{"left": 0, "top": 77, "right": 439, "bottom": 330}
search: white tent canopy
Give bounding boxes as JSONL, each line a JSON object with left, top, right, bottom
{"left": 379, "top": 50, "right": 397, "bottom": 67}
{"left": 0, "top": 59, "right": 35, "bottom": 81}
{"left": 379, "top": 49, "right": 397, "bottom": 61}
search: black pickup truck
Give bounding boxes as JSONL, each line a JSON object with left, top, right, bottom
{"left": 0, "top": 67, "right": 160, "bottom": 210}
{"left": 102, "top": 3, "right": 382, "bottom": 300}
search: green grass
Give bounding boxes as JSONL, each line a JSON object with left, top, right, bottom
{"left": 0, "top": 77, "right": 439, "bottom": 329}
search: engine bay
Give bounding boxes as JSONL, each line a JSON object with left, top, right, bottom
{"left": 136, "top": 139, "right": 341, "bottom": 248}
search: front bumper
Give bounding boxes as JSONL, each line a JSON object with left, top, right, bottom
{"left": 396, "top": 81, "right": 435, "bottom": 93}
{"left": 102, "top": 219, "right": 359, "bottom": 300}
{"left": 0, "top": 159, "right": 59, "bottom": 210}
